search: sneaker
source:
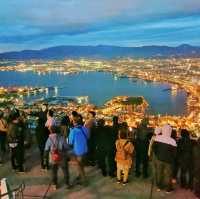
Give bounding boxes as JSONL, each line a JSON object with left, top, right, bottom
{"left": 17, "top": 168, "right": 25, "bottom": 174}
{"left": 166, "top": 188, "right": 173, "bottom": 194}
{"left": 65, "top": 184, "right": 72, "bottom": 189}
{"left": 52, "top": 184, "right": 58, "bottom": 191}
{"left": 122, "top": 181, "right": 128, "bottom": 186}
{"left": 116, "top": 180, "right": 121, "bottom": 184}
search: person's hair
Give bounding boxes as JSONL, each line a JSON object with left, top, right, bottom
{"left": 140, "top": 118, "right": 149, "bottom": 128}
{"left": 171, "top": 129, "right": 177, "bottom": 140}
{"left": 113, "top": 116, "right": 118, "bottom": 124}
{"left": 119, "top": 127, "right": 127, "bottom": 139}
{"left": 10, "top": 110, "right": 20, "bottom": 121}
{"left": 49, "top": 125, "right": 59, "bottom": 134}
{"left": 48, "top": 109, "right": 54, "bottom": 117}
{"left": 181, "top": 129, "right": 189, "bottom": 138}
{"left": 0, "top": 111, "right": 4, "bottom": 119}
{"left": 89, "top": 111, "right": 96, "bottom": 117}
{"left": 72, "top": 111, "right": 78, "bottom": 117}
{"left": 73, "top": 115, "right": 83, "bottom": 126}
{"left": 97, "top": 119, "right": 105, "bottom": 127}
{"left": 121, "top": 122, "right": 128, "bottom": 128}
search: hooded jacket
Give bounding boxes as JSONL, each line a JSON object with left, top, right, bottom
{"left": 148, "top": 126, "right": 162, "bottom": 158}
{"left": 153, "top": 124, "right": 177, "bottom": 164}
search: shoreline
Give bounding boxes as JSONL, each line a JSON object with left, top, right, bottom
{"left": 0, "top": 59, "right": 199, "bottom": 133}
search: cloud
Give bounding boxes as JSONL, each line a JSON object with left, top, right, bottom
{"left": 0, "top": 0, "right": 200, "bottom": 51}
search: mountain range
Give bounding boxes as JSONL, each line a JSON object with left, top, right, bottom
{"left": 0, "top": 44, "right": 200, "bottom": 60}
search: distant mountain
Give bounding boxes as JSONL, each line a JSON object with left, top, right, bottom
{"left": 0, "top": 44, "right": 200, "bottom": 60}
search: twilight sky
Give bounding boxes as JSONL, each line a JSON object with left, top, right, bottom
{"left": 0, "top": 0, "right": 200, "bottom": 52}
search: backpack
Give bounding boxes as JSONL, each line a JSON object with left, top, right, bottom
{"left": 50, "top": 137, "right": 62, "bottom": 163}
{"left": 115, "top": 141, "right": 129, "bottom": 161}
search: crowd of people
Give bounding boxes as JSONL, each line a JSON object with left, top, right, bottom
{"left": 0, "top": 104, "right": 200, "bottom": 198}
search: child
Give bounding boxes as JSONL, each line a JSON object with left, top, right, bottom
{"left": 44, "top": 126, "right": 70, "bottom": 190}
{"left": 115, "top": 127, "right": 134, "bottom": 185}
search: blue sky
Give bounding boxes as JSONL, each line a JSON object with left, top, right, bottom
{"left": 0, "top": 0, "right": 200, "bottom": 52}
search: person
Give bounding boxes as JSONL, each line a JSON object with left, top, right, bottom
{"left": 4, "top": 107, "right": 11, "bottom": 123}
{"left": 45, "top": 109, "right": 57, "bottom": 131}
{"left": 108, "top": 116, "right": 121, "bottom": 177}
{"left": 71, "top": 111, "right": 84, "bottom": 127}
{"left": 177, "top": 129, "right": 193, "bottom": 189}
{"left": 171, "top": 129, "right": 179, "bottom": 182}
{"left": 0, "top": 110, "right": 8, "bottom": 164}
{"left": 112, "top": 116, "right": 120, "bottom": 139}
{"left": 152, "top": 124, "right": 177, "bottom": 193}
{"left": 148, "top": 126, "right": 162, "bottom": 159}
{"left": 33, "top": 104, "right": 49, "bottom": 170}
{"left": 115, "top": 127, "right": 134, "bottom": 185}
{"left": 60, "top": 113, "right": 70, "bottom": 138}
{"left": 84, "top": 111, "right": 97, "bottom": 166}
{"left": 44, "top": 126, "right": 70, "bottom": 190}
{"left": 135, "top": 118, "right": 151, "bottom": 178}
{"left": 84, "top": 111, "right": 96, "bottom": 131}
{"left": 148, "top": 126, "right": 162, "bottom": 187}
{"left": 68, "top": 115, "right": 89, "bottom": 185}
{"left": 193, "top": 137, "right": 200, "bottom": 198}
{"left": 7, "top": 110, "right": 25, "bottom": 172}
{"left": 96, "top": 119, "right": 116, "bottom": 177}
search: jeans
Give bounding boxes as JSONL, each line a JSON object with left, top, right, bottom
{"left": 52, "top": 159, "right": 69, "bottom": 186}
{"left": 155, "top": 158, "right": 173, "bottom": 191}
{"left": 10, "top": 144, "right": 24, "bottom": 171}
{"left": 135, "top": 151, "right": 148, "bottom": 177}
{"left": 179, "top": 164, "right": 193, "bottom": 189}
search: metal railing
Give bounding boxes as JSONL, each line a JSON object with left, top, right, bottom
{"left": 0, "top": 183, "right": 51, "bottom": 199}
{"left": 0, "top": 183, "right": 25, "bottom": 199}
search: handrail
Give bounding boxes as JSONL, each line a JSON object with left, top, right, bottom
{"left": 0, "top": 183, "right": 25, "bottom": 197}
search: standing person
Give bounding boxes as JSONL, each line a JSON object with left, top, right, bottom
{"left": 84, "top": 111, "right": 96, "bottom": 131}
{"left": 0, "top": 111, "right": 8, "bottom": 164}
{"left": 45, "top": 109, "right": 57, "bottom": 131}
{"left": 84, "top": 111, "right": 97, "bottom": 166}
{"left": 33, "top": 104, "right": 49, "bottom": 170}
{"left": 135, "top": 118, "right": 151, "bottom": 178}
{"left": 148, "top": 127, "right": 162, "bottom": 159}
{"left": 148, "top": 126, "right": 162, "bottom": 187}
{"left": 115, "top": 128, "right": 134, "bottom": 185}
{"left": 108, "top": 116, "right": 121, "bottom": 177}
{"left": 44, "top": 126, "right": 70, "bottom": 190}
{"left": 4, "top": 107, "right": 12, "bottom": 123}
{"left": 7, "top": 110, "right": 25, "bottom": 172}
{"left": 193, "top": 137, "right": 200, "bottom": 198}
{"left": 60, "top": 113, "right": 70, "bottom": 138}
{"left": 112, "top": 116, "right": 120, "bottom": 139}
{"left": 152, "top": 124, "right": 177, "bottom": 193}
{"left": 96, "top": 119, "right": 110, "bottom": 176}
{"left": 177, "top": 129, "right": 193, "bottom": 189}
{"left": 68, "top": 115, "right": 89, "bottom": 185}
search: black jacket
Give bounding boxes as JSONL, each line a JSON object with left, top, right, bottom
{"left": 153, "top": 141, "right": 177, "bottom": 165}
{"left": 177, "top": 137, "right": 193, "bottom": 167}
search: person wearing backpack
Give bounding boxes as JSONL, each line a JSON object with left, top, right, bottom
{"left": 115, "top": 127, "right": 134, "bottom": 185}
{"left": 68, "top": 115, "right": 89, "bottom": 186}
{"left": 44, "top": 126, "right": 70, "bottom": 190}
